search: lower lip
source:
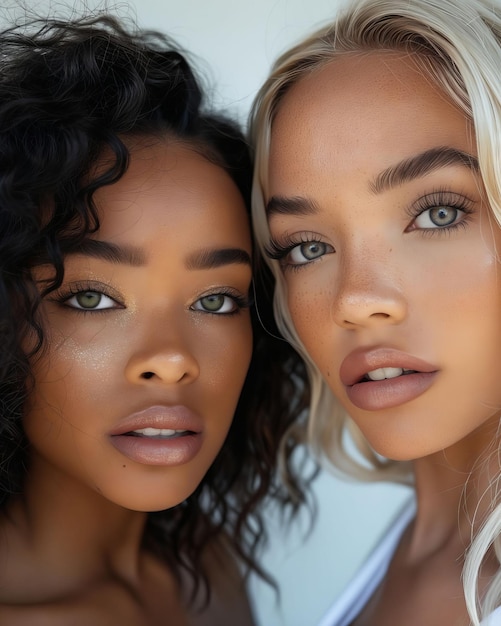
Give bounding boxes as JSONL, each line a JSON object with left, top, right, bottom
{"left": 110, "top": 433, "right": 203, "bottom": 466}
{"left": 345, "top": 372, "right": 437, "bottom": 411}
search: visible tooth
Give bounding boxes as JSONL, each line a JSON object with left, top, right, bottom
{"left": 133, "top": 427, "right": 177, "bottom": 437}
{"left": 367, "top": 367, "right": 403, "bottom": 381}
{"left": 142, "top": 427, "right": 160, "bottom": 437}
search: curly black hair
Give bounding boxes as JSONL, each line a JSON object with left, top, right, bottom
{"left": 0, "top": 14, "right": 311, "bottom": 597}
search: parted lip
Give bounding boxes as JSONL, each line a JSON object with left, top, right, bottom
{"left": 109, "top": 405, "right": 203, "bottom": 437}
{"left": 340, "top": 347, "right": 438, "bottom": 387}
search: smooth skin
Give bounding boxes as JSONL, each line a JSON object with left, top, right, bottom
{"left": 0, "top": 139, "right": 254, "bottom": 625}
{"left": 267, "top": 52, "right": 501, "bottom": 625}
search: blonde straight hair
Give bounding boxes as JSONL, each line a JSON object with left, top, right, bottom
{"left": 250, "top": 0, "right": 501, "bottom": 622}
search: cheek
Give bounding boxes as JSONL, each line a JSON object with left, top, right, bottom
{"left": 441, "top": 254, "right": 501, "bottom": 380}
{"left": 207, "top": 318, "right": 253, "bottom": 398}
{"left": 191, "top": 315, "right": 254, "bottom": 415}
{"left": 287, "top": 281, "right": 332, "bottom": 360}
{"left": 25, "top": 320, "right": 125, "bottom": 428}
{"left": 22, "top": 363, "right": 76, "bottom": 462}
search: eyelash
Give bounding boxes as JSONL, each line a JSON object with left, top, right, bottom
{"left": 50, "top": 282, "right": 123, "bottom": 313}
{"left": 51, "top": 283, "right": 252, "bottom": 317}
{"left": 265, "top": 232, "right": 323, "bottom": 260}
{"left": 191, "top": 288, "right": 253, "bottom": 316}
{"left": 265, "top": 232, "right": 332, "bottom": 273}
{"left": 265, "top": 190, "right": 475, "bottom": 271}
{"left": 405, "top": 189, "right": 475, "bottom": 235}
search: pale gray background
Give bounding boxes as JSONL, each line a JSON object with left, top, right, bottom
{"left": 3, "top": 1, "right": 411, "bottom": 624}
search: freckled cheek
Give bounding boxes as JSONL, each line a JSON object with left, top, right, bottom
{"left": 438, "top": 256, "right": 501, "bottom": 360}
{"left": 426, "top": 250, "right": 501, "bottom": 321}
{"left": 287, "top": 283, "right": 333, "bottom": 359}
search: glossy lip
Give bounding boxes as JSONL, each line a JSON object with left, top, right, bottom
{"left": 109, "top": 405, "right": 204, "bottom": 466}
{"left": 109, "top": 405, "right": 203, "bottom": 436}
{"left": 340, "top": 347, "right": 439, "bottom": 411}
{"left": 340, "top": 347, "right": 438, "bottom": 386}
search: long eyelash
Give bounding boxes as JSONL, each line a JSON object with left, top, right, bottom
{"left": 264, "top": 232, "right": 323, "bottom": 260}
{"left": 217, "top": 287, "right": 253, "bottom": 309}
{"left": 228, "top": 293, "right": 253, "bottom": 310}
{"left": 408, "top": 189, "right": 475, "bottom": 224}
{"left": 198, "top": 288, "right": 253, "bottom": 317}
{"left": 51, "top": 282, "right": 99, "bottom": 301}
{"left": 48, "top": 281, "right": 121, "bottom": 310}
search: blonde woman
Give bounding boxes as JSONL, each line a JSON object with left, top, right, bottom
{"left": 251, "top": 0, "right": 501, "bottom": 624}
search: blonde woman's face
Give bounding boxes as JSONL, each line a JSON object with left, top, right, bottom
{"left": 266, "top": 52, "right": 501, "bottom": 461}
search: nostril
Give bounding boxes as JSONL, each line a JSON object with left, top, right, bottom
{"left": 141, "top": 371, "right": 155, "bottom": 380}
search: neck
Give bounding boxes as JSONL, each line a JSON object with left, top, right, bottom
{"left": 409, "top": 414, "right": 500, "bottom": 558}
{"left": 1, "top": 455, "right": 149, "bottom": 591}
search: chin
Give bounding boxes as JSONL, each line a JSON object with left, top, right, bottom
{"left": 101, "top": 476, "right": 205, "bottom": 513}
{"left": 114, "top": 491, "right": 193, "bottom": 513}
{"left": 360, "top": 434, "right": 425, "bottom": 463}
{"left": 371, "top": 441, "right": 444, "bottom": 464}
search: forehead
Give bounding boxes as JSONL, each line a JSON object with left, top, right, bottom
{"left": 93, "top": 138, "right": 250, "bottom": 246}
{"left": 269, "top": 52, "right": 474, "bottom": 185}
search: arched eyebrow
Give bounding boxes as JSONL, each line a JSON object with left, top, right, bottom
{"left": 67, "top": 241, "right": 251, "bottom": 270}
{"left": 266, "top": 196, "right": 319, "bottom": 218}
{"left": 66, "top": 239, "right": 146, "bottom": 266}
{"left": 369, "top": 146, "right": 479, "bottom": 194}
{"left": 186, "top": 248, "right": 251, "bottom": 270}
{"left": 265, "top": 147, "right": 479, "bottom": 218}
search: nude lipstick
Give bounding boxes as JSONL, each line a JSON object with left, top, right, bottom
{"left": 109, "top": 405, "right": 203, "bottom": 466}
{"left": 340, "top": 347, "right": 438, "bottom": 411}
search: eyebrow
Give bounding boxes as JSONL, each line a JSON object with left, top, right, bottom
{"left": 64, "top": 241, "right": 251, "bottom": 270}
{"left": 186, "top": 247, "right": 252, "bottom": 270}
{"left": 266, "top": 147, "right": 478, "bottom": 217}
{"left": 66, "top": 239, "right": 147, "bottom": 266}
{"left": 265, "top": 196, "right": 319, "bottom": 218}
{"left": 370, "top": 146, "right": 479, "bottom": 194}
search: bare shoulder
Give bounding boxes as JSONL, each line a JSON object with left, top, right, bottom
{"left": 188, "top": 534, "right": 256, "bottom": 626}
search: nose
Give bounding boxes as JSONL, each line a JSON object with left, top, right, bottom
{"left": 124, "top": 323, "right": 200, "bottom": 386}
{"left": 333, "top": 251, "right": 407, "bottom": 329}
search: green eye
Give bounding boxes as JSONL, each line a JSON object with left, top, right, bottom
{"left": 65, "top": 290, "right": 118, "bottom": 311}
{"left": 76, "top": 291, "right": 102, "bottom": 309}
{"left": 193, "top": 293, "right": 240, "bottom": 314}
{"left": 200, "top": 294, "right": 227, "bottom": 312}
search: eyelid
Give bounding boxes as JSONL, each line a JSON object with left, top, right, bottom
{"left": 67, "top": 292, "right": 119, "bottom": 311}
{"left": 265, "top": 233, "right": 335, "bottom": 274}
{"left": 50, "top": 281, "right": 125, "bottom": 309}
{"left": 190, "top": 287, "right": 252, "bottom": 315}
{"left": 405, "top": 189, "right": 475, "bottom": 222}
{"left": 265, "top": 231, "right": 327, "bottom": 260}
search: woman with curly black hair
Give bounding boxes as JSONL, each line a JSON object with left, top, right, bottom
{"left": 0, "top": 14, "right": 308, "bottom": 625}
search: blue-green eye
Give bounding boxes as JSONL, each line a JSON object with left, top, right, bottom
{"left": 265, "top": 232, "right": 335, "bottom": 269}
{"left": 414, "top": 206, "right": 460, "bottom": 228}
{"left": 65, "top": 291, "right": 118, "bottom": 310}
{"left": 290, "top": 241, "right": 328, "bottom": 263}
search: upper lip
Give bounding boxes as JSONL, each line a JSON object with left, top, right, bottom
{"left": 340, "top": 347, "right": 438, "bottom": 387}
{"left": 109, "top": 405, "right": 203, "bottom": 436}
